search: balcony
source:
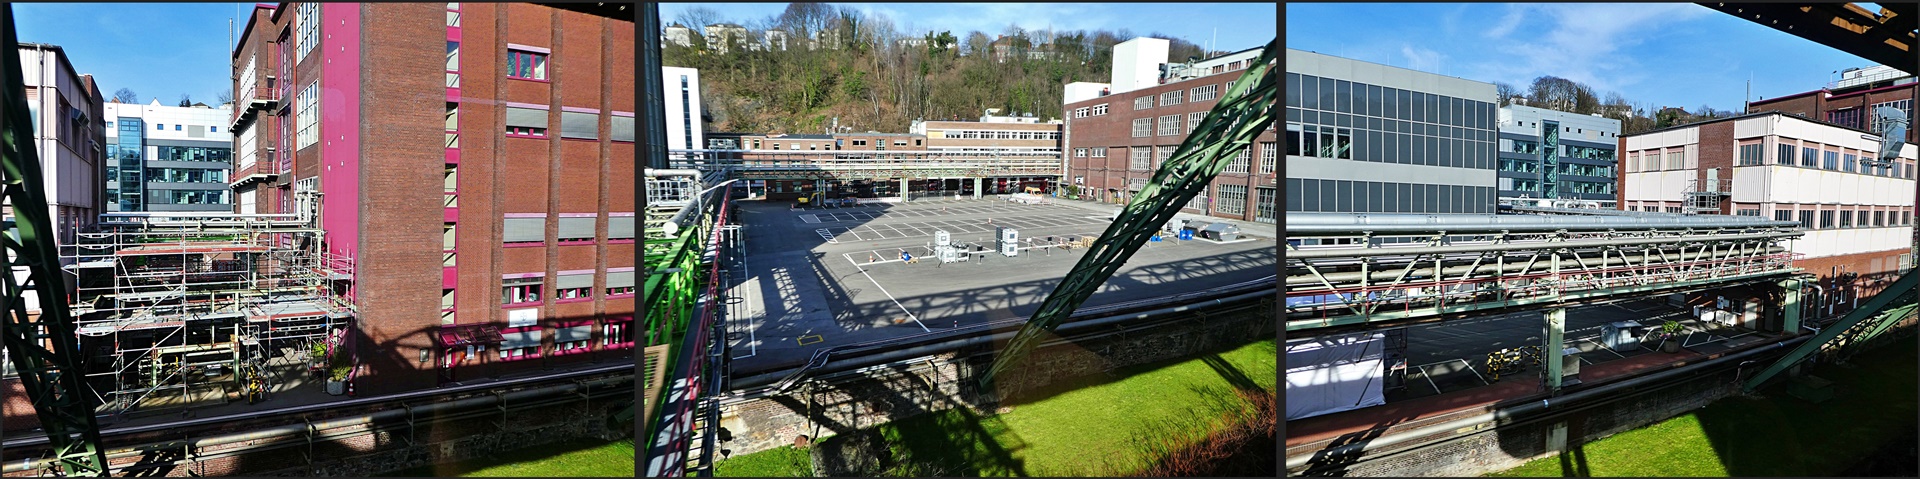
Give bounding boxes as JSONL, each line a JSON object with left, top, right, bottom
{"left": 231, "top": 84, "right": 281, "bottom": 129}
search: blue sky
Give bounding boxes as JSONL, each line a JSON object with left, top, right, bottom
{"left": 16, "top": 3, "right": 256, "bottom": 106}
{"left": 1287, "top": 3, "right": 1885, "bottom": 113}
{"left": 661, "top": 2, "right": 1279, "bottom": 54}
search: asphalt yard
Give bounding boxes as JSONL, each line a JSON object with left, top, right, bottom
{"left": 725, "top": 197, "right": 1276, "bottom": 375}
{"left": 1385, "top": 297, "right": 1755, "bottom": 401}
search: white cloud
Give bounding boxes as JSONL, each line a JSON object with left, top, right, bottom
{"left": 1400, "top": 44, "right": 1446, "bottom": 73}
{"left": 1467, "top": 3, "right": 1712, "bottom": 94}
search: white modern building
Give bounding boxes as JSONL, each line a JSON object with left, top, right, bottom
{"left": 663, "top": 66, "right": 703, "bottom": 152}
{"left": 1620, "top": 111, "right": 1917, "bottom": 311}
{"left": 104, "top": 100, "right": 234, "bottom": 213}
{"left": 663, "top": 24, "right": 694, "bottom": 48}
{"left": 1496, "top": 104, "right": 1622, "bottom": 205}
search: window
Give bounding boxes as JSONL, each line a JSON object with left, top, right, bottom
{"left": 1823, "top": 150, "right": 1838, "bottom": 170}
{"left": 1091, "top": 104, "right": 1108, "bottom": 116}
{"left": 559, "top": 111, "right": 597, "bottom": 140}
{"left": 1074, "top": 148, "right": 1087, "bottom": 158}
{"left": 1820, "top": 209, "right": 1834, "bottom": 229}
{"left": 1134, "top": 96, "right": 1153, "bottom": 110}
{"left": 1157, "top": 115, "right": 1180, "bottom": 136}
{"left": 554, "top": 272, "right": 594, "bottom": 300}
{"left": 1130, "top": 148, "right": 1150, "bottom": 170}
{"left": 602, "top": 319, "right": 633, "bottom": 348}
{"left": 156, "top": 123, "right": 163, "bottom": 130}
{"left": 1844, "top": 153, "right": 1857, "bottom": 173}
{"left": 1131, "top": 118, "right": 1151, "bottom": 138}
{"left": 296, "top": 2, "right": 319, "bottom": 62}
{"left": 1073, "top": 107, "right": 1089, "bottom": 118}
{"left": 1225, "top": 146, "right": 1251, "bottom": 173}
{"left": 296, "top": 82, "right": 318, "bottom": 149}
{"left": 852, "top": 139, "right": 867, "bottom": 146}
{"left": 1858, "top": 210, "right": 1870, "bottom": 228}
{"left": 1798, "top": 210, "right": 1815, "bottom": 229}
{"left": 1802, "top": 146, "right": 1818, "bottom": 168}
{"left": 1775, "top": 210, "right": 1792, "bottom": 223}
{"left": 1841, "top": 209, "right": 1854, "bottom": 228}
{"left": 1160, "top": 91, "right": 1182, "bottom": 107}
{"left": 1870, "top": 99, "right": 1913, "bottom": 135}
{"left": 1155, "top": 145, "right": 1174, "bottom": 169}
{"left": 498, "top": 327, "right": 541, "bottom": 360}
{"left": 1188, "top": 111, "right": 1205, "bottom": 134}
{"left": 1091, "top": 147, "right": 1107, "bottom": 158}
{"left": 1738, "top": 209, "right": 1760, "bottom": 217}
{"left": 1190, "top": 84, "right": 1218, "bottom": 103}
{"left": 502, "top": 276, "right": 544, "bottom": 304}
{"left": 1875, "top": 210, "right": 1886, "bottom": 227}
{"left": 505, "top": 106, "right": 549, "bottom": 137}
{"left": 1216, "top": 184, "right": 1247, "bottom": 215}
{"left": 556, "top": 216, "right": 594, "bottom": 242}
{"left": 611, "top": 113, "right": 635, "bottom": 142}
{"left": 1666, "top": 151, "right": 1682, "bottom": 170}
{"left": 503, "top": 216, "right": 544, "bottom": 244}
{"left": 1259, "top": 142, "right": 1277, "bottom": 173}
{"left": 605, "top": 269, "right": 635, "bottom": 297}
{"left": 608, "top": 216, "right": 635, "bottom": 241}
{"left": 1777, "top": 143, "right": 1794, "bottom": 165}
{"left": 506, "top": 48, "right": 548, "bottom": 80}
{"left": 1737, "top": 143, "right": 1763, "bottom": 166}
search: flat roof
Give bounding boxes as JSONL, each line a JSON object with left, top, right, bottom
{"left": 1622, "top": 109, "right": 1881, "bottom": 138}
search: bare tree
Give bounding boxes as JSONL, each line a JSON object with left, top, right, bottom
{"left": 215, "top": 90, "right": 234, "bottom": 105}
{"left": 178, "top": 94, "right": 193, "bottom": 107}
{"left": 777, "top": 2, "right": 837, "bottom": 41}
{"left": 1493, "top": 82, "right": 1519, "bottom": 107}
{"left": 675, "top": 6, "right": 724, "bottom": 36}
{"left": 112, "top": 88, "right": 137, "bottom": 103}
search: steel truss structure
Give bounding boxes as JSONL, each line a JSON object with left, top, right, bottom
{"left": 1286, "top": 218, "right": 1806, "bottom": 332}
{"left": 57, "top": 194, "right": 355, "bottom": 418}
{"left": 640, "top": 168, "right": 735, "bottom": 477}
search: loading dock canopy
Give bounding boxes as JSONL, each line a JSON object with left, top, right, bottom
{"left": 554, "top": 325, "right": 594, "bottom": 343}
{"left": 438, "top": 324, "right": 505, "bottom": 348}
{"left": 501, "top": 329, "right": 543, "bottom": 350}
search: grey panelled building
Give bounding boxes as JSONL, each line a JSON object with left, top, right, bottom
{"left": 1284, "top": 49, "right": 1499, "bottom": 215}
{"left": 1495, "top": 104, "right": 1621, "bottom": 203}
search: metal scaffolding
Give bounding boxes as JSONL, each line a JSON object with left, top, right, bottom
{"left": 58, "top": 188, "right": 356, "bottom": 417}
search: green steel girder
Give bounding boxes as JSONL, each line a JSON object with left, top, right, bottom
{"left": 1744, "top": 268, "right": 1920, "bottom": 393}
{"left": 980, "top": 39, "right": 1276, "bottom": 388}
{"left": 0, "top": 5, "right": 109, "bottom": 476}
{"left": 1286, "top": 269, "right": 1798, "bottom": 332}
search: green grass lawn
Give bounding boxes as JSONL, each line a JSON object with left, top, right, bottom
{"left": 1488, "top": 335, "right": 1918, "bottom": 477}
{"left": 378, "top": 438, "right": 635, "bottom": 477}
{"left": 788, "top": 339, "right": 1277, "bottom": 476}
{"left": 715, "top": 444, "right": 814, "bottom": 477}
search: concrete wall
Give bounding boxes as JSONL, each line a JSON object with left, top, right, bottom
{"left": 716, "top": 301, "right": 1274, "bottom": 458}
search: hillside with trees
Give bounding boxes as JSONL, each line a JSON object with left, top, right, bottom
{"left": 1491, "top": 76, "right": 1741, "bottom": 135}
{"left": 663, "top": 3, "right": 1216, "bottom": 135}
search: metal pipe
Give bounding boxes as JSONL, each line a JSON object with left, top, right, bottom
{"left": 726, "top": 288, "right": 1271, "bottom": 391}
{"left": 1286, "top": 212, "right": 1797, "bottom": 233}
{"left": 1288, "top": 246, "right": 1789, "bottom": 285}
{"left": 2, "top": 375, "right": 631, "bottom": 473}
{"left": 1285, "top": 334, "right": 1811, "bottom": 471}
{"left": 1288, "top": 231, "right": 1800, "bottom": 259}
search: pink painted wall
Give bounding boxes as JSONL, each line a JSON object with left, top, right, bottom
{"left": 320, "top": 3, "right": 361, "bottom": 261}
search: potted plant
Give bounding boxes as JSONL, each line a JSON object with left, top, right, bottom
{"left": 325, "top": 349, "right": 350, "bottom": 396}
{"left": 1659, "top": 320, "right": 1684, "bottom": 353}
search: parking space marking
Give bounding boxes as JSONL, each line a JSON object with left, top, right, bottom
{"left": 815, "top": 228, "right": 840, "bottom": 244}
{"left": 797, "top": 334, "right": 825, "bottom": 345}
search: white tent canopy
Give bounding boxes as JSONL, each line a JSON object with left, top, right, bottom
{"left": 1286, "top": 331, "right": 1387, "bottom": 421}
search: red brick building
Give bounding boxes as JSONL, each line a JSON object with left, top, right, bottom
{"left": 1062, "top": 53, "right": 1277, "bottom": 223}
{"left": 230, "top": 3, "right": 635, "bottom": 395}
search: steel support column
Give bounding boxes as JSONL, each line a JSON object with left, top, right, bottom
{"left": 973, "top": 177, "right": 982, "bottom": 199}
{"left": 1544, "top": 307, "right": 1565, "bottom": 391}
{"left": 900, "top": 177, "right": 909, "bottom": 202}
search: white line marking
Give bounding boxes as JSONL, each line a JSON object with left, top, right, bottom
{"left": 846, "top": 251, "right": 930, "bottom": 333}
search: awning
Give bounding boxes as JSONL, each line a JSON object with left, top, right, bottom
{"left": 554, "top": 325, "right": 593, "bottom": 343}
{"left": 501, "top": 329, "right": 543, "bottom": 350}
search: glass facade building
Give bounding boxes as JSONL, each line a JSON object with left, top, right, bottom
{"left": 104, "top": 103, "right": 235, "bottom": 212}
{"left": 1284, "top": 49, "right": 1500, "bottom": 215}
{"left": 1495, "top": 104, "right": 1621, "bottom": 203}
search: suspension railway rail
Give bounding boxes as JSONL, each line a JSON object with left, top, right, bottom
{"left": 1285, "top": 213, "right": 1807, "bottom": 332}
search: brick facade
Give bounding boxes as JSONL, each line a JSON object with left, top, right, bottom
{"left": 1063, "top": 70, "right": 1277, "bottom": 222}
{"left": 231, "top": 3, "right": 636, "bottom": 396}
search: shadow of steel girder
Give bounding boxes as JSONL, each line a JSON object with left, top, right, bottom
{"left": 1701, "top": 3, "right": 1918, "bottom": 75}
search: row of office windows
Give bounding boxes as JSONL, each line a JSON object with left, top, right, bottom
{"left": 1497, "top": 161, "right": 1615, "bottom": 177}
{"left": 1729, "top": 139, "right": 1918, "bottom": 179}
{"left": 1771, "top": 206, "right": 1915, "bottom": 230}
{"left": 942, "top": 130, "right": 1059, "bottom": 140}
{"left": 1827, "top": 99, "right": 1913, "bottom": 134}
{"left": 499, "top": 216, "right": 637, "bottom": 244}
{"left": 499, "top": 271, "right": 636, "bottom": 306}
{"left": 1284, "top": 178, "right": 1496, "bottom": 214}
{"left": 1498, "top": 177, "right": 1614, "bottom": 195}
{"left": 1285, "top": 73, "right": 1498, "bottom": 132}
{"left": 1286, "top": 122, "right": 1495, "bottom": 170}
{"left": 1498, "top": 138, "right": 1615, "bottom": 161}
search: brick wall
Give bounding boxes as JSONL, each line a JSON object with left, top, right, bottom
{"left": 1697, "top": 120, "right": 1735, "bottom": 214}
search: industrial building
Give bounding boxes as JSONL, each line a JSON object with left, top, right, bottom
{"left": 663, "top": 66, "right": 703, "bottom": 151}
{"left": 1496, "top": 104, "right": 1621, "bottom": 205}
{"left": 104, "top": 100, "right": 233, "bottom": 213}
{"left": 1746, "top": 64, "right": 1917, "bottom": 145}
{"left": 1617, "top": 110, "right": 1917, "bottom": 317}
{"left": 7, "top": 2, "right": 639, "bottom": 426}
{"left": 1280, "top": 48, "right": 1498, "bottom": 215}
{"left": 1063, "top": 38, "right": 1278, "bottom": 223}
